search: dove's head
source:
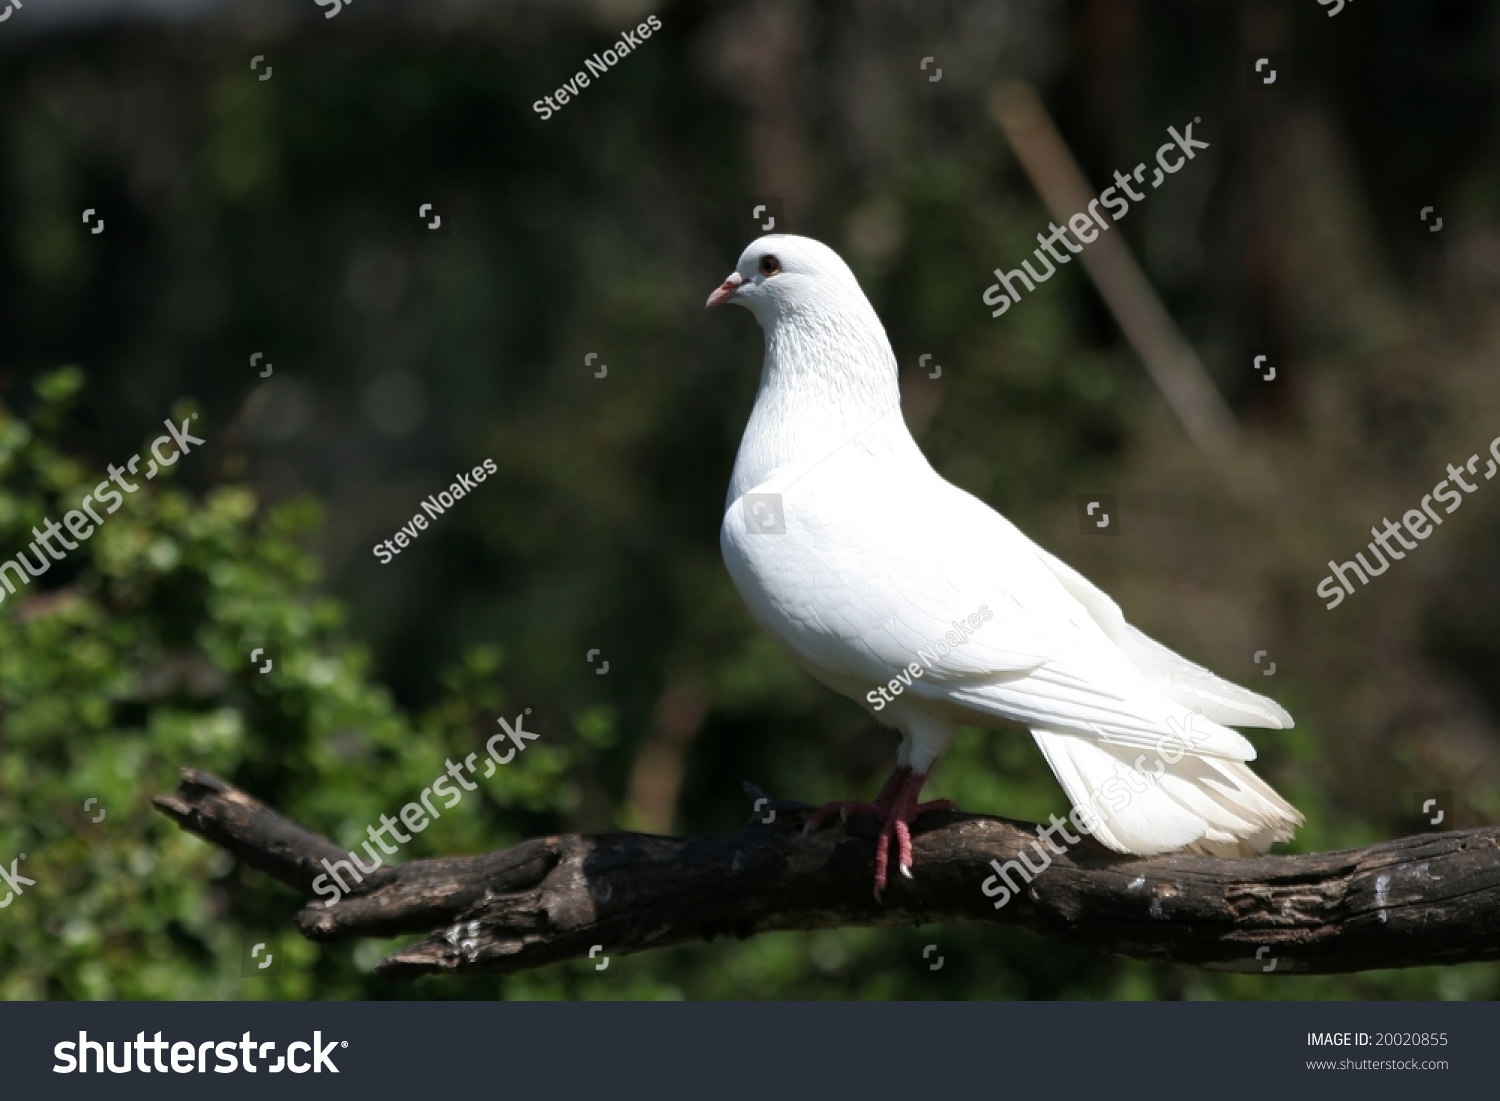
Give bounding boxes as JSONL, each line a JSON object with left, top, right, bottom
{"left": 705, "top": 234, "right": 869, "bottom": 326}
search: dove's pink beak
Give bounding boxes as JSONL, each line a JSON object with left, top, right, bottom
{"left": 705, "top": 271, "right": 744, "bottom": 309}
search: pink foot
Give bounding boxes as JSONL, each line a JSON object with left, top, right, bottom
{"left": 802, "top": 766, "right": 909, "bottom": 834}
{"left": 803, "top": 766, "right": 956, "bottom": 901}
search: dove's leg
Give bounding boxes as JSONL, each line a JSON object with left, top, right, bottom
{"left": 804, "top": 708, "right": 956, "bottom": 897}
{"left": 803, "top": 764, "right": 956, "bottom": 899}
{"left": 871, "top": 766, "right": 955, "bottom": 900}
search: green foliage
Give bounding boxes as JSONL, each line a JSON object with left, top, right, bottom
{"left": 0, "top": 370, "right": 613, "bottom": 1000}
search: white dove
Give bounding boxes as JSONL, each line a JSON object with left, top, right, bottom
{"left": 708, "top": 234, "right": 1302, "bottom": 898}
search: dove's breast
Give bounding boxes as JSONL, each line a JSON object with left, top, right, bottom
{"left": 720, "top": 451, "right": 1086, "bottom": 697}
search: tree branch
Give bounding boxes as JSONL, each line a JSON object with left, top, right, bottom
{"left": 153, "top": 768, "right": 1500, "bottom": 980}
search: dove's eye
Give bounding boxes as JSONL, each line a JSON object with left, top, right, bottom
{"left": 759, "top": 255, "right": 782, "bottom": 277}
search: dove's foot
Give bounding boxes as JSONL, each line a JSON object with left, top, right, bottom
{"left": 802, "top": 766, "right": 909, "bottom": 834}
{"left": 802, "top": 766, "right": 956, "bottom": 901}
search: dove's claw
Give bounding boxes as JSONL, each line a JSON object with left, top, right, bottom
{"left": 805, "top": 764, "right": 958, "bottom": 902}
{"left": 805, "top": 799, "right": 879, "bottom": 833}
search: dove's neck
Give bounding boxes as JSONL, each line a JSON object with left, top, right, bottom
{"left": 727, "top": 301, "right": 924, "bottom": 507}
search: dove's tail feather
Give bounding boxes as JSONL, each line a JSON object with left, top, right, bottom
{"left": 1030, "top": 726, "right": 1303, "bottom": 857}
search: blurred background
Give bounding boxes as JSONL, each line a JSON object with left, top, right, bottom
{"left": 3, "top": 0, "right": 1500, "bottom": 1000}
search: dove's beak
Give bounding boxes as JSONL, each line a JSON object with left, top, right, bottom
{"left": 705, "top": 271, "right": 745, "bottom": 309}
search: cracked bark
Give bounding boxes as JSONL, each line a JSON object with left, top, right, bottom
{"left": 152, "top": 768, "right": 1500, "bottom": 980}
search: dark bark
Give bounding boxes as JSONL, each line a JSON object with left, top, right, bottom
{"left": 153, "top": 768, "right": 1500, "bottom": 980}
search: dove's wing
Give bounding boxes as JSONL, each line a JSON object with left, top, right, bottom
{"left": 722, "top": 454, "right": 1256, "bottom": 761}
{"left": 1029, "top": 544, "right": 1293, "bottom": 730}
